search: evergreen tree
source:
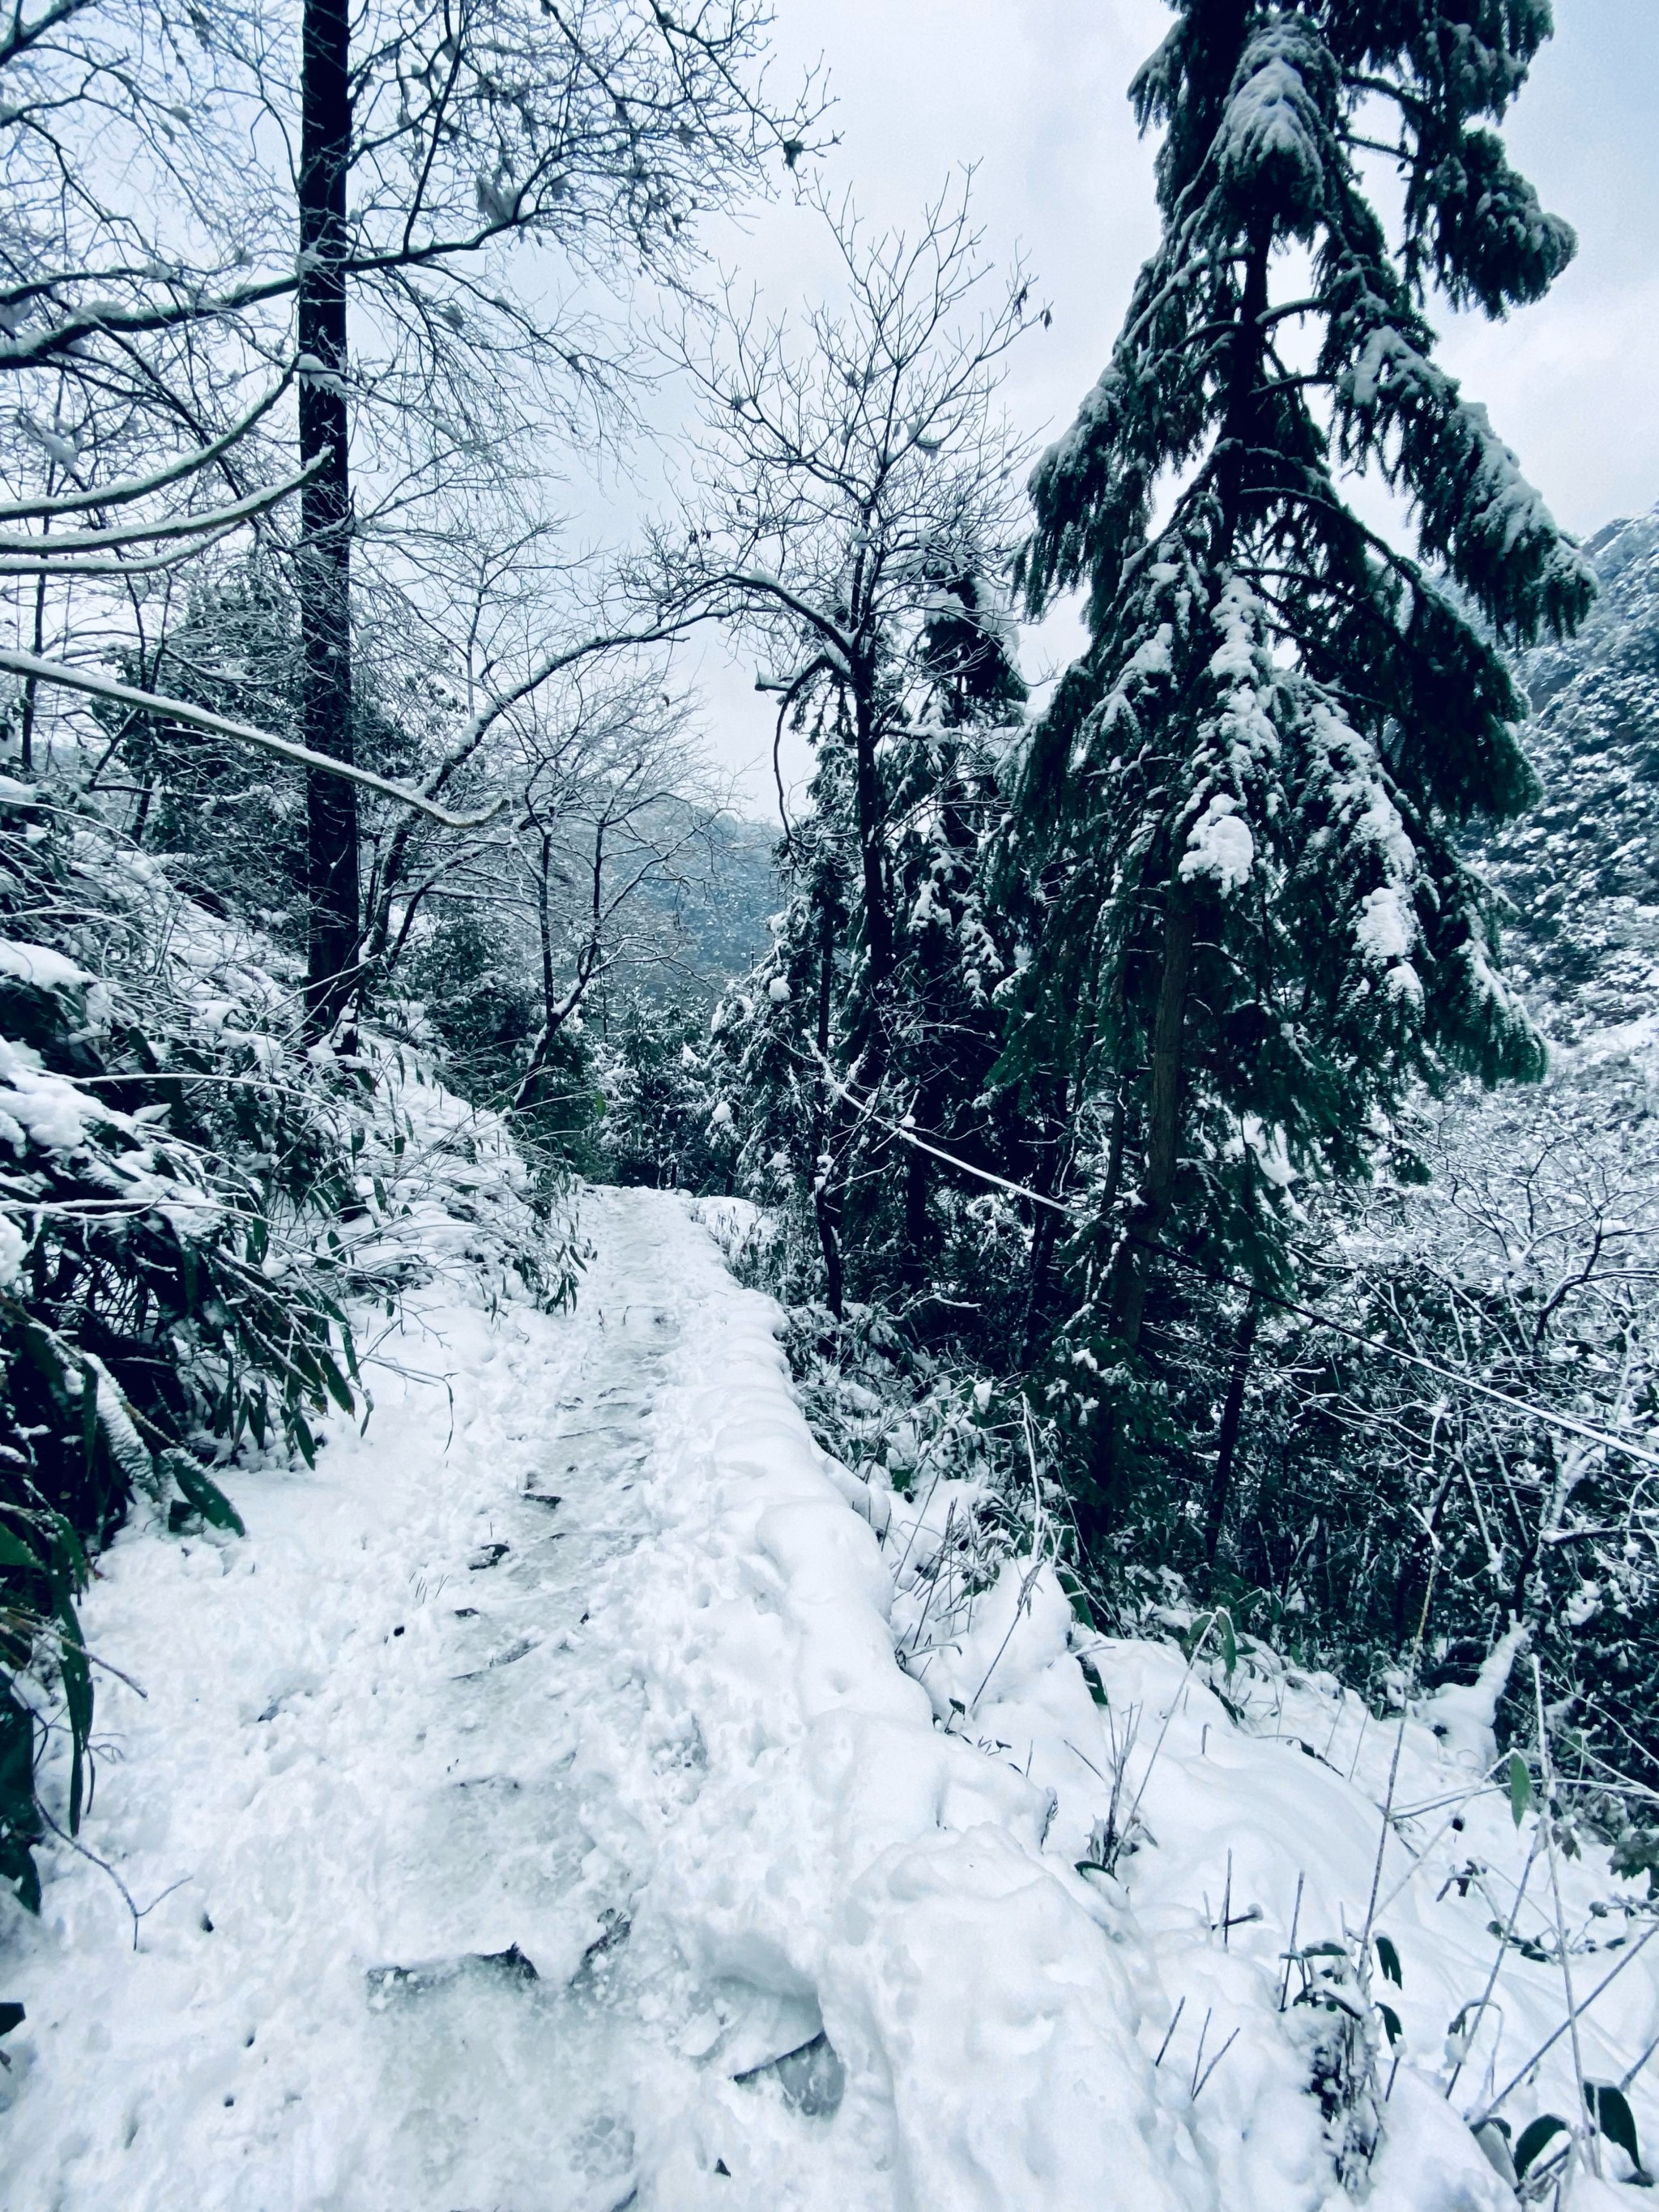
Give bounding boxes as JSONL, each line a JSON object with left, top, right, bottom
{"left": 1007, "top": 0, "right": 1594, "bottom": 1505}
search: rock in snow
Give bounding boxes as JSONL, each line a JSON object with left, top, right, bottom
{"left": 0, "top": 1189, "right": 1649, "bottom": 2208}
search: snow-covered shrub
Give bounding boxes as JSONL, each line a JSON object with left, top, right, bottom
{"left": 0, "top": 777, "right": 373, "bottom": 1914}
{"left": 590, "top": 1001, "right": 737, "bottom": 1193}
{"left": 0, "top": 773, "right": 576, "bottom": 1924}
{"left": 401, "top": 903, "right": 602, "bottom": 1183}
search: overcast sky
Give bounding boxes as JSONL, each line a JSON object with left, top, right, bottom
{"left": 604, "top": 0, "right": 1659, "bottom": 813}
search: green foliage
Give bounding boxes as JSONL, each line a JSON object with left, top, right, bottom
{"left": 405, "top": 904, "right": 601, "bottom": 1178}
{"left": 1508, "top": 1750, "right": 1533, "bottom": 1826}
{"left": 0, "top": 779, "right": 361, "bottom": 1913}
{"left": 713, "top": 708, "right": 1043, "bottom": 1354}
{"left": 1584, "top": 2082, "right": 1644, "bottom": 2177}
{"left": 105, "top": 562, "right": 309, "bottom": 945}
{"left": 1001, "top": 0, "right": 1587, "bottom": 1539}
{"left": 1512, "top": 2112, "right": 1568, "bottom": 2181}
{"left": 1610, "top": 1823, "right": 1659, "bottom": 1900}
{"left": 591, "top": 1001, "right": 736, "bottom": 1194}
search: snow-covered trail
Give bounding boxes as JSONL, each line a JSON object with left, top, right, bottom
{"left": 0, "top": 1189, "right": 1181, "bottom": 2211}
{"left": 6, "top": 1186, "right": 1633, "bottom": 2212}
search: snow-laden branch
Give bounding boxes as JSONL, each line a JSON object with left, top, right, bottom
{"left": 0, "top": 464, "right": 321, "bottom": 557}
{"left": 688, "top": 566, "right": 857, "bottom": 670}
{"left": 0, "top": 533, "right": 255, "bottom": 580}
{"left": 0, "top": 372, "right": 299, "bottom": 524}
{"left": 0, "top": 650, "right": 502, "bottom": 828}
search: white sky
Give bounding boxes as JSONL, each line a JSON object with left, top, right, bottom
{"left": 581, "top": 0, "right": 1659, "bottom": 815}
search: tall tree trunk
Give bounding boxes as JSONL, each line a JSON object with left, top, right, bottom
{"left": 812, "top": 901, "right": 845, "bottom": 1317}
{"left": 298, "top": 0, "right": 358, "bottom": 1031}
{"left": 901, "top": 1059, "right": 950, "bottom": 1296}
{"left": 1204, "top": 1287, "right": 1260, "bottom": 1576}
{"left": 1019, "top": 1078, "right": 1070, "bottom": 1368}
{"left": 1108, "top": 886, "right": 1196, "bottom": 1343}
{"left": 851, "top": 690, "right": 893, "bottom": 1003}
{"left": 1107, "top": 225, "right": 1270, "bottom": 1347}
{"left": 902, "top": 1135, "right": 930, "bottom": 1290}
{"left": 538, "top": 830, "right": 557, "bottom": 1023}
{"left": 17, "top": 568, "right": 47, "bottom": 771}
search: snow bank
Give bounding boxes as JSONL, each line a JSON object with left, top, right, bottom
{"left": 625, "top": 1199, "right": 1190, "bottom": 2208}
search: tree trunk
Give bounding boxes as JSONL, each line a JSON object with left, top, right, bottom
{"left": 901, "top": 1057, "right": 953, "bottom": 1296}
{"left": 17, "top": 570, "right": 46, "bottom": 771}
{"left": 851, "top": 690, "right": 893, "bottom": 1000}
{"left": 1109, "top": 886, "right": 1196, "bottom": 1343}
{"left": 1019, "top": 1078, "right": 1070, "bottom": 1368}
{"left": 1204, "top": 1287, "right": 1260, "bottom": 1575}
{"left": 298, "top": 0, "right": 358, "bottom": 1031}
{"left": 902, "top": 1135, "right": 930, "bottom": 1288}
{"left": 813, "top": 903, "right": 845, "bottom": 1317}
{"left": 538, "top": 831, "right": 557, "bottom": 1021}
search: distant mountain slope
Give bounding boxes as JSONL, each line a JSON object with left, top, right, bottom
{"left": 625, "top": 808, "right": 781, "bottom": 1004}
{"left": 1488, "top": 510, "right": 1659, "bottom": 1036}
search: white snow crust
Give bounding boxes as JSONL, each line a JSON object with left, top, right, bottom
{"left": 1181, "top": 793, "right": 1256, "bottom": 898}
{"left": 2, "top": 1187, "right": 1654, "bottom": 2209}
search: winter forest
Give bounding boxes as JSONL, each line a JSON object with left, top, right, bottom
{"left": 2, "top": 0, "right": 1657, "bottom": 2205}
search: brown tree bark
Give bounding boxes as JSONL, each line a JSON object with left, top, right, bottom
{"left": 298, "top": 0, "right": 359, "bottom": 1030}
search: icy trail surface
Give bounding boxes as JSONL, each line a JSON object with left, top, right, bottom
{"left": 1, "top": 1188, "right": 1652, "bottom": 2210}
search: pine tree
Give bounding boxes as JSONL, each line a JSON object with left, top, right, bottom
{"left": 1007, "top": 2, "right": 1595, "bottom": 1445}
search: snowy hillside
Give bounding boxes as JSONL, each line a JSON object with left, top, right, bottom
{"left": 1, "top": 1184, "right": 1650, "bottom": 2210}
{"left": 1489, "top": 509, "right": 1659, "bottom": 1037}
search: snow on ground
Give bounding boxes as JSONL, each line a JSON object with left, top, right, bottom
{"left": 2, "top": 1185, "right": 1655, "bottom": 2210}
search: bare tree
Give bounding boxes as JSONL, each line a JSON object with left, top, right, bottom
{"left": 1, "top": 1, "right": 821, "bottom": 1018}
{"left": 647, "top": 178, "right": 1030, "bottom": 1025}
{"left": 505, "top": 678, "right": 719, "bottom": 1110}
{"left": 635, "top": 179, "right": 1037, "bottom": 1310}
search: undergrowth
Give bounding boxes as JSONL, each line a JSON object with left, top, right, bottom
{"left": 0, "top": 773, "right": 575, "bottom": 1970}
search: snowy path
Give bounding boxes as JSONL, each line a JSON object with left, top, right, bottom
{"left": 3, "top": 1187, "right": 1642, "bottom": 2212}
{"left": 0, "top": 1189, "right": 1176, "bottom": 2210}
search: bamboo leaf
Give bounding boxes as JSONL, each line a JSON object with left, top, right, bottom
{"left": 1513, "top": 2115, "right": 1568, "bottom": 2178}
{"left": 53, "top": 1595, "right": 92, "bottom": 1832}
{"left": 164, "top": 1453, "right": 245, "bottom": 1537}
{"left": 315, "top": 1352, "right": 354, "bottom": 1416}
{"left": 0, "top": 1527, "right": 42, "bottom": 1572}
{"left": 1585, "top": 2082, "right": 1642, "bottom": 2171}
{"left": 1508, "top": 1749, "right": 1533, "bottom": 1826}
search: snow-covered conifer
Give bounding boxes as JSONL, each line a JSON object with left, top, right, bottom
{"left": 1009, "top": 0, "right": 1594, "bottom": 1397}
{"left": 659, "top": 185, "right": 1034, "bottom": 1317}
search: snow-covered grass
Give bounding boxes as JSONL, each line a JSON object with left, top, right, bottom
{"left": 1, "top": 1183, "right": 1653, "bottom": 2209}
